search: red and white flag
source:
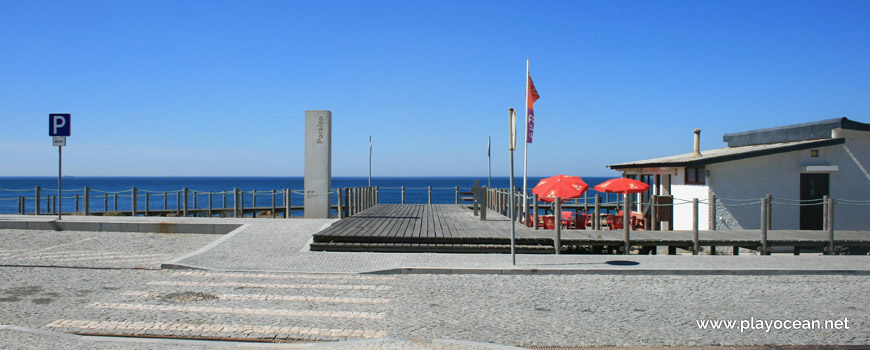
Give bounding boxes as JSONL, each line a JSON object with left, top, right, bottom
{"left": 526, "top": 74, "right": 540, "bottom": 143}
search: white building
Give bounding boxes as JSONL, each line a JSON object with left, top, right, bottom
{"left": 608, "top": 118, "right": 870, "bottom": 231}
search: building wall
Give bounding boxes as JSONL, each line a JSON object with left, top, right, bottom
{"left": 829, "top": 128, "right": 870, "bottom": 229}
{"left": 705, "top": 129, "right": 870, "bottom": 230}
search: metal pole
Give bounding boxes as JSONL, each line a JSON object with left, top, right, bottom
{"left": 555, "top": 197, "right": 561, "bottom": 255}
{"left": 623, "top": 194, "right": 630, "bottom": 255}
{"left": 692, "top": 198, "right": 699, "bottom": 255}
{"left": 271, "top": 189, "right": 276, "bottom": 218}
{"left": 428, "top": 186, "right": 432, "bottom": 205}
{"left": 58, "top": 145, "right": 62, "bottom": 220}
{"left": 761, "top": 196, "right": 769, "bottom": 255}
{"left": 401, "top": 186, "right": 405, "bottom": 204}
{"left": 488, "top": 136, "right": 492, "bottom": 188}
{"left": 827, "top": 197, "right": 835, "bottom": 255}
{"left": 145, "top": 192, "right": 150, "bottom": 216}
{"left": 509, "top": 107, "right": 517, "bottom": 266}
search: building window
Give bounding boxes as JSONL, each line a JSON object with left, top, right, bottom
{"left": 685, "top": 166, "right": 705, "bottom": 185}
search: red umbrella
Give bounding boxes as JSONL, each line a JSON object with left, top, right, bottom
{"left": 593, "top": 178, "right": 650, "bottom": 194}
{"left": 532, "top": 175, "right": 589, "bottom": 202}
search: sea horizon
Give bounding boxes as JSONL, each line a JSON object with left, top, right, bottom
{"left": 0, "top": 175, "right": 618, "bottom": 215}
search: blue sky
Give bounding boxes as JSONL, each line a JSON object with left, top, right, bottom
{"left": 1, "top": 0, "right": 869, "bottom": 177}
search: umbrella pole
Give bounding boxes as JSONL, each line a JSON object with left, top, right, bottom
{"left": 623, "top": 194, "right": 631, "bottom": 255}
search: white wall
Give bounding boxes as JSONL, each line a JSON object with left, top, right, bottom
{"left": 671, "top": 169, "right": 710, "bottom": 231}
{"left": 706, "top": 129, "right": 870, "bottom": 230}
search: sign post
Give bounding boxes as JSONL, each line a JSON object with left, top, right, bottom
{"left": 508, "top": 108, "right": 517, "bottom": 266}
{"left": 49, "top": 114, "right": 70, "bottom": 220}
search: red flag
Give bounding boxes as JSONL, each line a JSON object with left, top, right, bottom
{"left": 526, "top": 75, "right": 540, "bottom": 143}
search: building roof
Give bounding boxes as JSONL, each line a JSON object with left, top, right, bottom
{"left": 608, "top": 138, "right": 845, "bottom": 170}
{"left": 609, "top": 117, "right": 869, "bottom": 171}
{"left": 722, "top": 117, "right": 870, "bottom": 147}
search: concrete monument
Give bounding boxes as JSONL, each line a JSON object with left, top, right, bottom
{"left": 304, "top": 110, "right": 332, "bottom": 218}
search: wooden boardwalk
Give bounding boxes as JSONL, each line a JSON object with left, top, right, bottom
{"left": 311, "top": 204, "right": 870, "bottom": 254}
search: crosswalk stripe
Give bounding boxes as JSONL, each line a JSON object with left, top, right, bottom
{"left": 45, "top": 319, "right": 388, "bottom": 339}
{"left": 88, "top": 302, "right": 386, "bottom": 319}
{"left": 121, "top": 291, "right": 390, "bottom": 304}
{"left": 148, "top": 280, "right": 392, "bottom": 291}
{"left": 15, "top": 251, "right": 126, "bottom": 259}
{"left": 1, "top": 238, "right": 99, "bottom": 259}
{"left": 171, "top": 271, "right": 395, "bottom": 281}
{"left": 45, "top": 253, "right": 171, "bottom": 262}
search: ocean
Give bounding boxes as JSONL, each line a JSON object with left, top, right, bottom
{"left": 0, "top": 176, "right": 616, "bottom": 215}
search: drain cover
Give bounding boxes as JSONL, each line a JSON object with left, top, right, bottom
{"left": 158, "top": 292, "right": 218, "bottom": 303}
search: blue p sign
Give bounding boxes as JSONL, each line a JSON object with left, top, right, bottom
{"left": 49, "top": 114, "right": 71, "bottom": 136}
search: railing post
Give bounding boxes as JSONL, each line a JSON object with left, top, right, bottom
{"left": 163, "top": 192, "right": 168, "bottom": 211}
{"left": 208, "top": 191, "right": 214, "bottom": 217}
{"left": 105, "top": 193, "right": 109, "bottom": 212}
{"left": 336, "top": 188, "right": 343, "bottom": 219}
{"left": 252, "top": 189, "right": 257, "bottom": 211}
{"left": 83, "top": 186, "right": 89, "bottom": 216}
{"left": 766, "top": 194, "right": 773, "bottom": 230}
{"left": 709, "top": 194, "right": 717, "bottom": 230}
{"left": 75, "top": 194, "right": 80, "bottom": 213}
{"left": 240, "top": 190, "right": 245, "bottom": 217}
{"left": 428, "top": 186, "right": 432, "bottom": 205}
{"left": 401, "top": 186, "right": 406, "bottom": 204}
{"left": 284, "top": 189, "right": 291, "bottom": 218}
{"left": 692, "top": 198, "right": 699, "bottom": 255}
{"left": 480, "top": 187, "right": 487, "bottom": 220}
{"left": 175, "top": 191, "right": 180, "bottom": 215}
{"left": 193, "top": 191, "right": 198, "bottom": 210}
{"left": 114, "top": 193, "right": 119, "bottom": 212}
{"left": 18, "top": 197, "right": 23, "bottom": 215}
{"left": 827, "top": 197, "right": 835, "bottom": 255}
{"left": 555, "top": 197, "right": 562, "bottom": 255}
{"left": 271, "top": 189, "right": 276, "bottom": 218}
{"left": 145, "top": 192, "right": 150, "bottom": 216}
{"left": 132, "top": 187, "right": 138, "bottom": 216}
{"left": 822, "top": 195, "right": 829, "bottom": 233}
{"left": 183, "top": 187, "right": 189, "bottom": 217}
{"left": 233, "top": 188, "right": 240, "bottom": 218}
{"left": 760, "top": 196, "right": 769, "bottom": 255}
{"left": 454, "top": 186, "right": 459, "bottom": 205}
{"left": 594, "top": 194, "right": 601, "bottom": 230}
{"left": 623, "top": 194, "right": 631, "bottom": 255}
{"left": 533, "top": 194, "right": 539, "bottom": 229}
{"left": 35, "top": 186, "right": 41, "bottom": 215}
{"left": 222, "top": 191, "right": 227, "bottom": 210}
{"left": 376, "top": 186, "right": 380, "bottom": 205}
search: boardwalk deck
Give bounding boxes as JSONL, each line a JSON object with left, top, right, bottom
{"left": 310, "top": 204, "right": 870, "bottom": 254}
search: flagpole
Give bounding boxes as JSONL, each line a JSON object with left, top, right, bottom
{"left": 488, "top": 136, "right": 492, "bottom": 188}
{"left": 522, "top": 58, "right": 529, "bottom": 224}
{"left": 368, "top": 136, "right": 372, "bottom": 187}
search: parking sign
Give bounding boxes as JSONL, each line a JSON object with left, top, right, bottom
{"left": 49, "top": 114, "right": 71, "bottom": 137}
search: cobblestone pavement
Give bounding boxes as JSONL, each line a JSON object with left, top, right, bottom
{"left": 0, "top": 216, "right": 868, "bottom": 348}
{"left": 0, "top": 228, "right": 221, "bottom": 269}
{"left": 0, "top": 266, "right": 867, "bottom": 347}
